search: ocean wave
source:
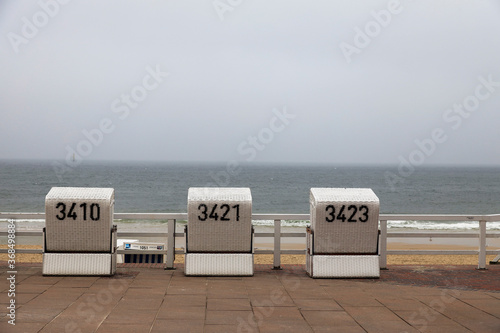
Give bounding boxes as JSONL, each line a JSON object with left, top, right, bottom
{"left": 252, "top": 219, "right": 310, "bottom": 227}
{"left": 387, "top": 220, "right": 500, "bottom": 231}
{"left": 0, "top": 219, "right": 45, "bottom": 223}
{"left": 2, "top": 218, "right": 499, "bottom": 232}
{"left": 252, "top": 219, "right": 500, "bottom": 231}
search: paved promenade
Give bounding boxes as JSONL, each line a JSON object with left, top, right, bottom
{"left": 1, "top": 263, "right": 499, "bottom": 333}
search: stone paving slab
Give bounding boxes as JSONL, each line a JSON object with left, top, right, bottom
{"left": 0, "top": 263, "right": 499, "bottom": 332}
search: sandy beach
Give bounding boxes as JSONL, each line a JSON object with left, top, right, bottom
{"left": 2, "top": 244, "right": 497, "bottom": 266}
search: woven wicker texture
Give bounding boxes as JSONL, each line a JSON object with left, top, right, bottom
{"left": 43, "top": 253, "right": 116, "bottom": 275}
{"left": 310, "top": 188, "right": 379, "bottom": 254}
{"left": 185, "top": 253, "right": 254, "bottom": 276}
{"left": 187, "top": 188, "right": 252, "bottom": 252}
{"left": 45, "top": 187, "right": 114, "bottom": 252}
{"left": 307, "top": 254, "right": 380, "bottom": 278}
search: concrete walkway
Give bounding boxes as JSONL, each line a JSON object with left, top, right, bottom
{"left": 1, "top": 264, "right": 499, "bottom": 333}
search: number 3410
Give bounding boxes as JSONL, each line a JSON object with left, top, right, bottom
{"left": 325, "top": 204, "right": 369, "bottom": 223}
{"left": 55, "top": 202, "right": 100, "bottom": 221}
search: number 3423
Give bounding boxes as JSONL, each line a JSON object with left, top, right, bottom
{"left": 325, "top": 204, "right": 369, "bottom": 223}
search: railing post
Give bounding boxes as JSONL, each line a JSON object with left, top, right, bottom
{"left": 478, "top": 220, "right": 487, "bottom": 270}
{"left": 273, "top": 219, "right": 281, "bottom": 269}
{"left": 165, "top": 219, "right": 176, "bottom": 270}
{"left": 379, "top": 220, "right": 387, "bottom": 270}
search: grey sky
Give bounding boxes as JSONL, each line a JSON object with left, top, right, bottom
{"left": 1, "top": 0, "right": 499, "bottom": 166}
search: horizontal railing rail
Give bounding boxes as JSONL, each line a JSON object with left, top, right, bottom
{"left": 1, "top": 213, "right": 499, "bottom": 269}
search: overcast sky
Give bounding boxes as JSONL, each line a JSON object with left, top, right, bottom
{"left": 1, "top": 0, "right": 499, "bottom": 166}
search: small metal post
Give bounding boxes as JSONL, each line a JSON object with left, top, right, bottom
{"left": 379, "top": 220, "right": 388, "bottom": 270}
{"left": 273, "top": 219, "right": 282, "bottom": 270}
{"left": 165, "top": 219, "right": 176, "bottom": 270}
{"left": 478, "top": 220, "right": 487, "bottom": 270}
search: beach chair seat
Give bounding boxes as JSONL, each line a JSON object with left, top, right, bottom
{"left": 184, "top": 187, "right": 253, "bottom": 276}
{"left": 306, "top": 188, "right": 380, "bottom": 278}
{"left": 42, "top": 187, "right": 117, "bottom": 276}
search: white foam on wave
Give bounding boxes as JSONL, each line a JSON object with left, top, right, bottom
{"left": 253, "top": 219, "right": 500, "bottom": 231}
{"left": 388, "top": 220, "right": 500, "bottom": 231}
{"left": 252, "top": 219, "right": 309, "bottom": 227}
{"left": 0, "top": 219, "right": 45, "bottom": 223}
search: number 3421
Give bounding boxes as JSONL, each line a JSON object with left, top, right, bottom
{"left": 197, "top": 204, "right": 240, "bottom": 221}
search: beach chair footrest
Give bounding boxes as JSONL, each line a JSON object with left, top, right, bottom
{"left": 306, "top": 254, "right": 379, "bottom": 278}
{"left": 185, "top": 253, "right": 253, "bottom": 276}
{"left": 43, "top": 253, "right": 116, "bottom": 276}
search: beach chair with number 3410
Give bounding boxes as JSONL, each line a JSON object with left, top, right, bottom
{"left": 42, "top": 187, "right": 117, "bottom": 276}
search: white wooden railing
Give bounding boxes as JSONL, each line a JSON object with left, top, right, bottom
{"left": 1, "top": 212, "right": 499, "bottom": 270}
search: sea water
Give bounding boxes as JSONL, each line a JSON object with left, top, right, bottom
{"left": 1, "top": 160, "right": 499, "bottom": 232}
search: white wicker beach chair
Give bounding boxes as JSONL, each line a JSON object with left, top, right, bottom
{"left": 43, "top": 187, "right": 117, "bottom": 276}
{"left": 306, "top": 188, "right": 380, "bottom": 278}
{"left": 184, "top": 187, "right": 253, "bottom": 276}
